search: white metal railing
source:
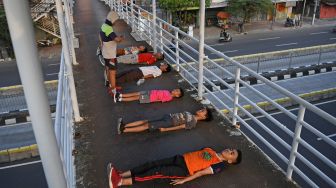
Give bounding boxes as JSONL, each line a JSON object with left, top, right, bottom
{"left": 105, "top": 0, "right": 336, "bottom": 187}
{"left": 54, "top": 52, "right": 76, "bottom": 188}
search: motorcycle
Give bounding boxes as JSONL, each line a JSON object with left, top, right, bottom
{"left": 284, "top": 18, "right": 294, "bottom": 27}
{"left": 219, "top": 30, "right": 232, "bottom": 42}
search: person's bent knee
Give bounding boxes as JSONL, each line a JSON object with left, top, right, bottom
{"left": 105, "top": 58, "right": 117, "bottom": 70}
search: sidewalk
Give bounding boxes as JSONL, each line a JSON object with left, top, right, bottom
{"left": 193, "top": 18, "right": 336, "bottom": 40}
{"left": 72, "top": 1, "right": 297, "bottom": 187}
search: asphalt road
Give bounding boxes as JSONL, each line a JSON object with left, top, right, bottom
{"left": 1, "top": 26, "right": 335, "bottom": 88}
{"left": 243, "top": 100, "right": 336, "bottom": 187}
{"left": 0, "top": 57, "right": 60, "bottom": 87}
{"left": 0, "top": 159, "right": 47, "bottom": 188}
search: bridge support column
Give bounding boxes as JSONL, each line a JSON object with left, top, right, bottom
{"left": 3, "top": 1, "right": 67, "bottom": 187}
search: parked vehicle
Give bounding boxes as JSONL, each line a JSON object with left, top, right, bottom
{"left": 219, "top": 30, "right": 232, "bottom": 42}
{"left": 284, "top": 18, "right": 294, "bottom": 27}
{"left": 37, "top": 39, "right": 53, "bottom": 47}
{"left": 332, "top": 26, "right": 336, "bottom": 33}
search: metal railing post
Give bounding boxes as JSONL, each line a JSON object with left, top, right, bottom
{"left": 152, "top": 0, "right": 157, "bottom": 52}
{"left": 175, "top": 30, "right": 180, "bottom": 72}
{"left": 63, "top": 0, "right": 78, "bottom": 65}
{"left": 197, "top": 0, "right": 205, "bottom": 100}
{"left": 232, "top": 67, "right": 241, "bottom": 125}
{"left": 55, "top": 0, "right": 82, "bottom": 122}
{"left": 3, "top": 1, "right": 67, "bottom": 187}
{"left": 159, "top": 22, "right": 163, "bottom": 52}
{"left": 138, "top": 9, "right": 142, "bottom": 39}
{"left": 130, "top": 0, "right": 135, "bottom": 31}
{"left": 125, "top": 0, "right": 129, "bottom": 24}
{"left": 286, "top": 105, "right": 305, "bottom": 180}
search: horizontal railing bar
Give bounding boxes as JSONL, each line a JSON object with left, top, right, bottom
{"left": 300, "top": 121, "right": 336, "bottom": 149}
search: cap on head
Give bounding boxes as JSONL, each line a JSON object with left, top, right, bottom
{"left": 107, "top": 11, "right": 119, "bottom": 24}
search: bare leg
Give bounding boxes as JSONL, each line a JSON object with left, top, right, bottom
{"left": 124, "top": 120, "right": 148, "bottom": 128}
{"left": 121, "top": 96, "right": 140, "bottom": 102}
{"left": 124, "top": 124, "right": 149, "bottom": 133}
{"left": 122, "top": 92, "right": 140, "bottom": 98}
{"left": 121, "top": 170, "right": 131, "bottom": 178}
{"left": 120, "top": 177, "right": 133, "bottom": 186}
{"left": 109, "top": 69, "right": 116, "bottom": 90}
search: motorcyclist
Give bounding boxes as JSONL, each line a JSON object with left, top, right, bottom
{"left": 220, "top": 28, "right": 228, "bottom": 39}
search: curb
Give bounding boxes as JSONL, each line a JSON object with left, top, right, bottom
{"left": 0, "top": 144, "right": 39, "bottom": 163}
{"left": 221, "top": 88, "right": 336, "bottom": 116}
{"left": 0, "top": 111, "right": 56, "bottom": 126}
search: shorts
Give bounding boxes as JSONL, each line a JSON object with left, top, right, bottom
{"left": 104, "top": 58, "right": 117, "bottom": 70}
{"left": 139, "top": 91, "right": 150, "bottom": 103}
{"left": 117, "top": 69, "right": 143, "bottom": 83}
{"left": 148, "top": 115, "right": 172, "bottom": 131}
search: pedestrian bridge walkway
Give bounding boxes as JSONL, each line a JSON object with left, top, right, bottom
{"left": 72, "top": 1, "right": 296, "bottom": 187}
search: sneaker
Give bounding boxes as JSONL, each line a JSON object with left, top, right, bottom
{"left": 107, "top": 163, "right": 122, "bottom": 188}
{"left": 114, "top": 92, "right": 120, "bottom": 103}
{"left": 117, "top": 118, "right": 123, "bottom": 134}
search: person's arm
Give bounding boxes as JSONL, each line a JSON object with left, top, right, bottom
{"left": 143, "top": 74, "right": 154, "bottom": 79}
{"left": 160, "top": 124, "right": 186, "bottom": 132}
{"left": 170, "top": 167, "right": 213, "bottom": 185}
{"left": 114, "top": 35, "right": 124, "bottom": 42}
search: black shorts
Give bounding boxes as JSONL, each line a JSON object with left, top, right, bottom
{"left": 117, "top": 69, "right": 143, "bottom": 83}
{"left": 104, "top": 58, "right": 117, "bottom": 70}
{"left": 148, "top": 115, "right": 172, "bottom": 131}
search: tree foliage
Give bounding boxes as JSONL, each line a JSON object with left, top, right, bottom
{"left": 159, "top": 0, "right": 211, "bottom": 26}
{"left": 227, "top": 0, "right": 274, "bottom": 23}
{"left": 0, "top": 7, "right": 12, "bottom": 47}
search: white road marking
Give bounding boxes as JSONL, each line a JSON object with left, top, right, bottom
{"left": 0, "top": 160, "right": 41, "bottom": 170}
{"left": 310, "top": 31, "right": 328, "bottom": 35}
{"left": 47, "top": 63, "right": 60, "bottom": 66}
{"left": 330, "top": 38, "right": 336, "bottom": 40}
{"left": 276, "top": 42, "right": 298, "bottom": 47}
{"left": 317, "top": 133, "right": 336, "bottom": 141}
{"left": 210, "top": 50, "right": 238, "bottom": 54}
{"left": 258, "top": 37, "right": 280, "bottom": 41}
{"left": 209, "top": 43, "right": 230, "bottom": 47}
{"left": 46, "top": 73, "right": 58, "bottom": 76}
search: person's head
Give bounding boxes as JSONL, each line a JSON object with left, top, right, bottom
{"left": 138, "top": 46, "right": 147, "bottom": 52}
{"left": 159, "top": 63, "right": 171, "bottom": 73}
{"left": 106, "top": 11, "right": 119, "bottom": 24}
{"left": 171, "top": 88, "right": 183, "bottom": 98}
{"left": 154, "top": 52, "right": 164, "bottom": 60}
{"left": 195, "top": 108, "right": 212, "bottom": 121}
{"left": 219, "top": 148, "right": 242, "bottom": 164}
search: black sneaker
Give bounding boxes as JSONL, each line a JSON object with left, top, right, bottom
{"left": 114, "top": 92, "right": 120, "bottom": 103}
{"left": 117, "top": 118, "right": 123, "bottom": 134}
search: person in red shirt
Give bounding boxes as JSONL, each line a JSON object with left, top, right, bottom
{"left": 117, "top": 52, "right": 164, "bottom": 65}
{"left": 114, "top": 88, "right": 183, "bottom": 103}
{"left": 107, "top": 148, "right": 242, "bottom": 188}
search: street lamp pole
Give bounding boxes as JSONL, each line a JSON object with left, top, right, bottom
{"left": 300, "top": 0, "right": 307, "bottom": 27}
{"left": 197, "top": 0, "right": 205, "bottom": 100}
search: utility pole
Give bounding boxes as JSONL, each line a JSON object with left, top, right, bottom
{"left": 312, "top": 0, "right": 318, "bottom": 25}
{"left": 300, "top": 0, "right": 307, "bottom": 26}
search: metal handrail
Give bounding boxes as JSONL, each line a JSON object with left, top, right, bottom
{"left": 107, "top": 1, "right": 336, "bottom": 187}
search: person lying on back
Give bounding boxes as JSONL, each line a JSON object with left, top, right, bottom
{"left": 116, "top": 45, "right": 147, "bottom": 56}
{"left": 117, "top": 52, "right": 164, "bottom": 65}
{"left": 114, "top": 88, "right": 183, "bottom": 103}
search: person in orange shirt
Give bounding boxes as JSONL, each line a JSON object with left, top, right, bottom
{"left": 107, "top": 148, "right": 242, "bottom": 188}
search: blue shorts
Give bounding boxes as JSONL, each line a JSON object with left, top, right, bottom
{"left": 148, "top": 115, "right": 172, "bottom": 131}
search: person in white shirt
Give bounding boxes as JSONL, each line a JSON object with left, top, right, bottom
{"left": 116, "top": 63, "right": 171, "bottom": 84}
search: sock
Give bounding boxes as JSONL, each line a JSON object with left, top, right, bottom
{"left": 118, "top": 179, "right": 123, "bottom": 186}
{"left": 118, "top": 97, "right": 122, "bottom": 102}
{"left": 111, "top": 88, "right": 116, "bottom": 94}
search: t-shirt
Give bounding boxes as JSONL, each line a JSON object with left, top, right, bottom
{"left": 139, "top": 66, "right": 162, "bottom": 78}
{"left": 100, "top": 23, "right": 117, "bottom": 59}
{"left": 170, "top": 111, "right": 197, "bottom": 129}
{"left": 149, "top": 90, "right": 173, "bottom": 103}
{"left": 138, "top": 53, "right": 156, "bottom": 65}
{"left": 183, "top": 148, "right": 222, "bottom": 175}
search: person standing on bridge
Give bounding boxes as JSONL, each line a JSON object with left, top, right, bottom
{"left": 107, "top": 147, "right": 242, "bottom": 187}
{"left": 99, "top": 11, "right": 124, "bottom": 96}
{"left": 116, "top": 108, "right": 211, "bottom": 134}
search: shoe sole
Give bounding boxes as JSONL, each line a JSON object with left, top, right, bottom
{"left": 117, "top": 118, "right": 122, "bottom": 134}
{"left": 107, "top": 163, "right": 113, "bottom": 188}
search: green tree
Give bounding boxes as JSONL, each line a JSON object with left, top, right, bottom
{"left": 227, "top": 0, "right": 274, "bottom": 23}
{"left": 159, "top": 0, "right": 211, "bottom": 27}
{"left": 0, "top": 7, "right": 14, "bottom": 57}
